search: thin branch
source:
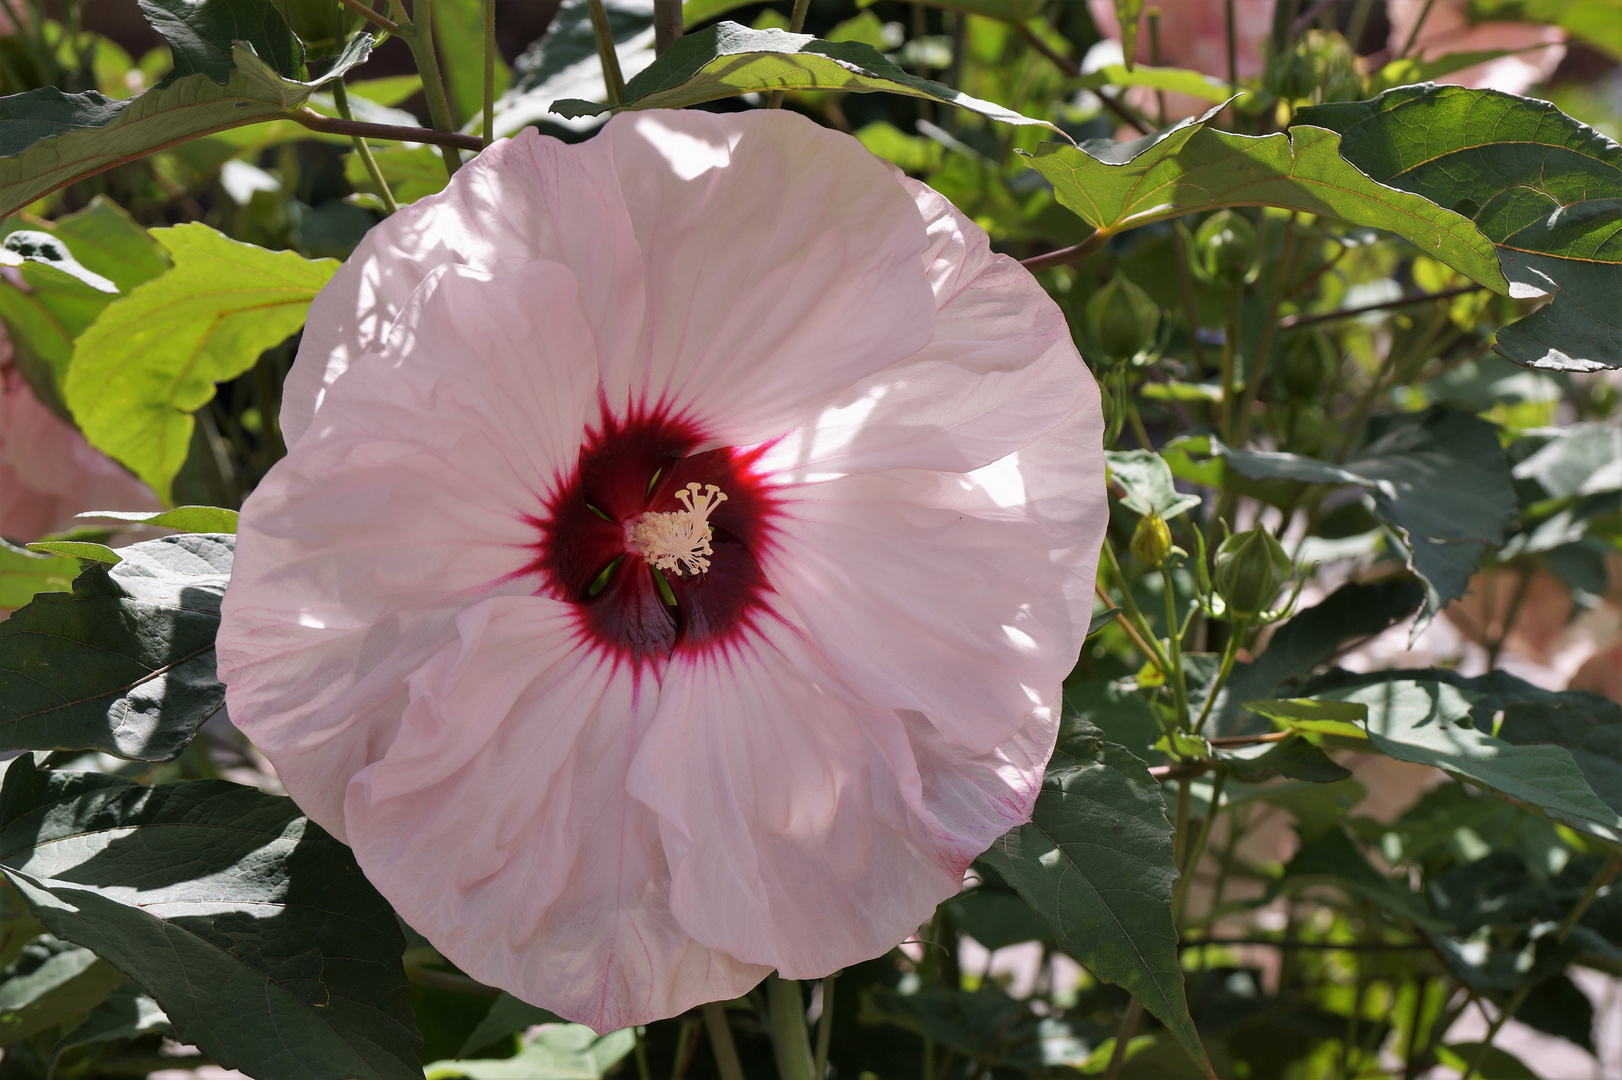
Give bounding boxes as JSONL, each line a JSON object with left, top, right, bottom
{"left": 1021, "top": 230, "right": 1110, "bottom": 272}
{"left": 1208, "top": 731, "right": 1289, "bottom": 747}
{"left": 338, "top": 0, "right": 399, "bottom": 34}
{"left": 587, "top": 0, "right": 626, "bottom": 106}
{"left": 330, "top": 84, "right": 399, "bottom": 214}
{"left": 1280, "top": 284, "right": 1484, "bottom": 329}
{"left": 1101, "top": 1000, "right": 1143, "bottom": 1080}
{"left": 482, "top": 0, "right": 496, "bottom": 145}
{"left": 653, "top": 0, "right": 683, "bottom": 55}
{"left": 294, "top": 109, "right": 484, "bottom": 150}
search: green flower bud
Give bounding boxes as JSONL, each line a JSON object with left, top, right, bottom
{"left": 1265, "top": 30, "right": 1365, "bottom": 105}
{"left": 1192, "top": 210, "right": 1259, "bottom": 286}
{"left": 1213, "top": 528, "right": 1292, "bottom": 619}
{"left": 1131, "top": 512, "right": 1173, "bottom": 567}
{"left": 1086, "top": 273, "right": 1161, "bottom": 364}
{"left": 271, "top": 0, "right": 362, "bottom": 58}
{"left": 1280, "top": 332, "right": 1337, "bottom": 400}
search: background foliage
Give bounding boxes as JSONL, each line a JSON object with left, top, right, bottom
{"left": 0, "top": 0, "right": 1619, "bottom": 1078}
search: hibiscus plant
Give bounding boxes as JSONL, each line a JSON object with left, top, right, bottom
{"left": 0, "top": 1, "right": 1619, "bottom": 1079}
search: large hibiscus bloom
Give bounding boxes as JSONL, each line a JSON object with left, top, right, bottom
{"left": 0, "top": 331, "right": 157, "bottom": 544}
{"left": 217, "top": 110, "right": 1105, "bottom": 1031}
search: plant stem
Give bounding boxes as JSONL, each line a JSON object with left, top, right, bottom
{"left": 767, "top": 976, "right": 815, "bottom": 1080}
{"left": 1280, "top": 284, "right": 1483, "bottom": 329}
{"left": 1231, "top": 217, "right": 1298, "bottom": 447}
{"left": 1100, "top": 999, "right": 1143, "bottom": 1080}
{"left": 635, "top": 1027, "right": 652, "bottom": 1080}
{"left": 813, "top": 975, "right": 835, "bottom": 1079}
{"left": 1171, "top": 224, "right": 1209, "bottom": 373}
{"left": 1172, "top": 771, "right": 1225, "bottom": 924}
{"left": 703, "top": 1002, "right": 747, "bottom": 1080}
{"left": 481, "top": 0, "right": 496, "bottom": 145}
{"left": 1224, "top": 0, "right": 1238, "bottom": 94}
{"left": 339, "top": 0, "right": 399, "bottom": 34}
{"left": 1021, "top": 229, "right": 1111, "bottom": 272}
{"left": 1160, "top": 565, "right": 1190, "bottom": 730}
{"left": 768, "top": 0, "right": 811, "bottom": 107}
{"left": 1095, "top": 579, "right": 1165, "bottom": 673}
{"left": 671, "top": 1020, "right": 700, "bottom": 1080}
{"left": 293, "top": 109, "right": 484, "bottom": 150}
{"left": 396, "top": 0, "right": 462, "bottom": 177}
{"left": 330, "top": 83, "right": 399, "bottom": 214}
{"left": 1461, "top": 855, "right": 1622, "bottom": 1080}
{"left": 1098, "top": 542, "right": 1172, "bottom": 676}
{"left": 1484, "top": 565, "right": 1533, "bottom": 670}
{"left": 653, "top": 0, "right": 682, "bottom": 54}
{"left": 1193, "top": 620, "right": 1248, "bottom": 734}
{"left": 1395, "top": 0, "right": 1437, "bottom": 60}
{"left": 587, "top": 0, "right": 625, "bottom": 105}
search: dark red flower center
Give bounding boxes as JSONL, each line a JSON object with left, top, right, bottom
{"left": 528, "top": 406, "right": 778, "bottom": 666}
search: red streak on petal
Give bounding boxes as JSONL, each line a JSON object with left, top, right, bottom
{"left": 524, "top": 403, "right": 782, "bottom": 673}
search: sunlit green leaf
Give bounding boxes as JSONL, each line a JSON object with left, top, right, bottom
{"left": 426, "top": 1024, "right": 634, "bottom": 1080}
{"left": 553, "top": 22, "right": 1055, "bottom": 129}
{"left": 1025, "top": 106, "right": 1506, "bottom": 291}
{"left": 0, "top": 541, "right": 80, "bottom": 610}
{"left": 343, "top": 142, "right": 450, "bottom": 205}
{"left": 25, "top": 540, "right": 120, "bottom": 564}
{"left": 1300, "top": 85, "right": 1622, "bottom": 371}
{"left": 457, "top": 993, "right": 563, "bottom": 1059}
{"left": 64, "top": 223, "right": 338, "bottom": 503}
{"left": 0, "top": 534, "right": 230, "bottom": 761}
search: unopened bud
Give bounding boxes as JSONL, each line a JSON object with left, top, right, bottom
{"left": 271, "top": 0, "right": 361, "bottom": 58}
{"left": 1280, "top": 332, "right": 1338, "bottom": 400}
{"left": 1213, "top": 528, "right": 1292, "bottom": 619}
{"left": 1086, "top": 273, "right": 1162, "bottom": 363}
{"left": 1265, "top": 30, "right": 1365, "bottom": 105}
{"left": 1193, "top": 210, "right": 1259, "bottom": 286}
{"left": 1131, "top": 513, "right": 1173, "bottom": 567}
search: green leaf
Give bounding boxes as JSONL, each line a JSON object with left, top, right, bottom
{"left": 1277, "top": 826, "right": 1437, "bottom": 927}
{"left": 64, "top": 223, "right": 339, "bottom": 502}
{"left": 0, "top": 937, "right": 127, "bottom": 1047}
{"left": 1321, "top": 679, "right": 1622, "bottom": 843}
{"left": 1512, "top": 423, "right": 1622, "bottom": 499}
{"left": 1106, "top": 449, "right": 1202, "bottom": 519}
{"left": 1081, "top": 62, "right": 1249, "bottom": 106}
{"left": 0, "top": 541, "right": 81, "bottom": 610}
{"left": 942, "top": 885, "right": 1053, "bottom": 951}
{"left": 457, "top": 993, "right": 563, "bottom": 1059}
{"left": 0, "top": 37, "right": 371, "bottom": 220}
{"left": 137, "top": 0, "right": 306, "bottom": 84}
{"left": 1243, "top": 698, "right": 1368, "bottom": 739}
{"left": 427, "top": 1024, "right": 634, "bottom": 1080}
{"left": 982, "top": 722, "right": 1212, "bottom": 1078}
{"left": 434, "top": 0, "right": 509, "bottom": 126}
{"left": 1299, "top": 85, "right": 1622, "bottom": 372}
{"left": 1193, "top": 408, "right": 1516, "bottom": 626}
{"left": 49, "top": 983, "right": 173, "bottom": 1064}
{"left": 1112, "top": 0, "right": 1144, "bottom": 71}
{"left": 859, "top": 985, "right": 1054, "bottom": 1071}
{"left": 1217, "top": 735, "right": 1352, "bottom": 782}
{"left": 0, "top": 197, "right": 170, "bottom": 404}
{"left": 552, "top": 22, "right": 1055, "bottom": 131}
{"left": 0, "top": 534, "right": 231, "bottom": 761}
{"left": 78, "top": 505, "right": 240, "bottom": 533}
{"left": 24, "top": 541, "right": 120, "bottom": 564}
{"left": 1024, "top": 106, "right": 1506, "bottom": 291}
{"left": 1, "top": 230, "right": 117, "bottom": 293}
{"left": 343, "top": 142, "right": 450, "bottom": 205}
{"left": 0, "top": 758, "right": 423, "bottom": 1080}
{"left": 1434, "top": 1043, "right": 1539, "bottom": 1079}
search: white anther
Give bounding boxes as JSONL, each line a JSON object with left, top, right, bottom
{"left": 624, "top": 483, "right": 729, "bottom": 577}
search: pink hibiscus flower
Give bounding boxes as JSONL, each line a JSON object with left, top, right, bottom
{"left": 1386, "top": 0, "right": 1565, "bottom": 93}
{"left": 0, "top": 330, "right": 157, "bottom": 544}
{"left": 216, "top": 110, "right": 1105, "bottom": 1031}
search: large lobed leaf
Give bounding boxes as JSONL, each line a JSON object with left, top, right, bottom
{"left": 983, "top": 722, "right": 1213, "bottom": 1077}
{"left": 0, "top": 756, "right": 422, "bottom": 1080}
{"left": 1300, "top": 85, "right": 1622, "bottom": 371}
{"left": 0, "top": 534, "right": 231, "bottom": 762}
{"left": 0, "top": 37, "right": 370, "bottom": 221}
{"left": 64, "top": 223, "right": 338, "bottom": 503}
{"left": 1023, "top": 105, "right": 1507, "bottom": 291}
{"left": 553, "top": 21, "right": 1055, "bottom": 129}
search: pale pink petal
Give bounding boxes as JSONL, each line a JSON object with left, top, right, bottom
{"left": 596, "top": 110, "right": 937, "bottom": 446}
{"left": 219, "top": 260, "right": 598, "bottom": 834}
{"left": 764, "top": 403, "right": 1105, "bottom": 755}
{"left": 1387, "top": 0, "right": 1564, "bottom": 93}
{"left": 759, "top": 180, "right": 1093, "bottom": 481}
{"left": 346, "top": 596, "right": 770, "bottom": 1031}
{"left": 0, "top": 352, "right": 157, "bottom": 542}
{"left": 280, "top": 131, "right": 644, "bottom": 448}
{"left": 628, "top": 618, "right": 967, "bottom": 977}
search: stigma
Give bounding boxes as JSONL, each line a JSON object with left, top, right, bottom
{"left": 625, "top": 483, "right": 729, "bottom": 577}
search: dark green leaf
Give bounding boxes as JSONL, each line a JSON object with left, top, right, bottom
{"left": 983, "top": 723, "right": 1212, "bottom": 1077}
{"left": 0, "top": 937, "right": 126, "bottom": 1047}
{"left": 457, "top": 992, "right": 563, "bottom": 1059}
{"left": 1512, "top": 423, "right": 1622, "bottom": 499}
{"left": 553, "top": 22, "right": 1054, "bottom": 130}
{"left": 0, "top": 534, "right": 230, "bottom": 761}
{"left": 0, "top": 37, "right": 371, "bottom": 220}
{"left": 49, "top": 983, "right": 173, "bottom": 1063}
{"left": 433, "top": 0, "right": 509, "bottom": 126}
{"left": 1300, "top": 85, "right": 1622, "bottom": 372}
{"left": 138, "top": 0, "right": 306, "bottom": 84}
{"left": 0, "top": 757, "right": 422, "bottom": 1080}
{"left": 943, "top": 885, "right": 1053, "bottom": 951}
{"left": 1277, "top": 827, "right": 1437, "bottom": 927}
{"left": 1435, "top": 1043, "right": 1538, "bottom": 1079}
{"left": 64, "top": 223, "right": 339, "bottom": 502}
{"left": 859, "top": 986, "right": 1057, "bottom": 1071}
{"left": 1024, "top": 107, "right": 1505, "bottom": 290}
{"left": 1106, "top": 449, "right": 1202, "bottom": 519}
{"left": 1217, "top": 735, "right": 1351, "bottom": 783}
